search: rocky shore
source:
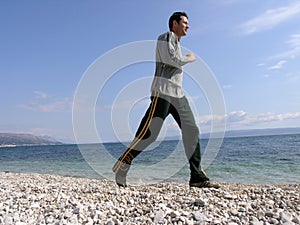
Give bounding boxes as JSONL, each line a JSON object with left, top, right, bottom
{"left": 0, "top": 172, "right": 299, "bottom": 225}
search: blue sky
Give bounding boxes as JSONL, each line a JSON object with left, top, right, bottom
{"left": 1, "top": 1, "right": 300, "bottom": 143}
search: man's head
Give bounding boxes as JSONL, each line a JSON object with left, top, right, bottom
{"left": 168, "top": 12, "right": 189, "bottom": 38}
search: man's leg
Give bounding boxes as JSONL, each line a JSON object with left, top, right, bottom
{"left": 170, "top": 96, "right": 208, "bottom": 182}
{"left": 112, "top": 93, "right": 171, "bottom": 186}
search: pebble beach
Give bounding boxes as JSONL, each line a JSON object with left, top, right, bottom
{"left": 0, "top": 172, "right": 299, "bottom": 225}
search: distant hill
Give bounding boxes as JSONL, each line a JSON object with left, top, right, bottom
{"left": 221, "top": 127, "right": 300, "bottom": 138}
{"left": 164, "top": 127, "right": 300, "bottom": 140}
{"left": 0, "top": 133, "right": 63, "bottom": 147}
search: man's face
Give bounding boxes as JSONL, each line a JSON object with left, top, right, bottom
{"left": 173, "top": 16, "right": 189, "bottom": 38}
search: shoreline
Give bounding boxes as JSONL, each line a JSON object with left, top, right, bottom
{"left": 0, "top": 172, "right": 299, "bottom": 224}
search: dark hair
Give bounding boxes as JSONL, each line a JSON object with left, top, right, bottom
{"left": 168, "top": 12, "right": 188, "bottom": 31}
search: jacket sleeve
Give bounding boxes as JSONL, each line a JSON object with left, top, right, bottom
{"left": 159, "top": 32, "right": 189, "bottom": 68}
{"left": 169, "top": 32, "right": 190, "bottom": 67}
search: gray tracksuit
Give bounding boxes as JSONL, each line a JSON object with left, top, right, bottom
{"left": 113, "top": 31, "right": 209, "bottom": 183}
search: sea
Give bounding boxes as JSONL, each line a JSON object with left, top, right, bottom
{"left": 0, "top": 134, "right": 299, "bottom": 185}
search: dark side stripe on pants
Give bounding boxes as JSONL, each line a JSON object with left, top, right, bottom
{"left": 112, "top": 92, "right": 160, "bottom": 173}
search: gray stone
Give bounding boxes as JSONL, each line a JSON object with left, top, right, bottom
{"left": 181, "top": 210, "right": 189, "bottom": 216}
{"left": 64, "top": 211, "right": 73, "bottom": 218}
{"left": 292, "top": 215, "right": 300, "bottom": 224}
{"left": 194, "top": 211, "right": 207, "bottom": 223}
{"left": 194, "top": 198, "right": 205, "bottom": 207}
{"left": 257, "top": 210, "right": 265, "bottom": 220}
{"left": 73, "top": 207, "right": 80, "bottom": 214}
{"left": 250, "top": 216, "right": 264, "bottom": 225}
{"left": 45, "top": 216, "right": 54, "bottom": 224}
{"left": 265, "top": 210, "right": 274, "bottom": 217}
{"left": 282, "top": 222, "right": 295, "bottom": 225}
{"left": 185, "top": 218, "right": 194, "bottom": 225}
{"left": 267, "top": 200, "right": 275, "bottom": 206}
{"left": 213, "top": 219, "right": 222, "bottom": 224}
{"left": 238, "top": 207, "right": 246, "bottom": 212}
{"left": 270, "top": 218, "right": 278, "bottom": 224}
{"left": 230, "top": 209, "right": 239, "bottom": 216}
{"left": 281, "top": 212, "right": 293, "bottom": 222}
{"left": 106, "top": 220, "right": 115, "bottom": 225}
{"left": 224, "top": 193, "right": 236, "bottom": 200}
{"left": 3, "top": 216, "right": 13, "bottom": 225}
{"left": 170, "top": 210, "right": 180, "bottom": 218}
{"left": 153, "top": 210, "right": 164, "bottom": 224}
{"left": 127, "top": 198, "right": 134, "bottom": 205}
{"left": 15, "top": 222, "right": 27, "bottom": 225}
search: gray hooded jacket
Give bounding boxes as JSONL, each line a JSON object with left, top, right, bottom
{"left": 151, "top": 31, "right": 190, "bottom": 98}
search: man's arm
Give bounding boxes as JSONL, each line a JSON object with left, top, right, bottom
{"left": 157, "top": 32, "right": 196, "bottom": 68}
{"left": 167, "top": 32, "right": 195, "bottom": 67}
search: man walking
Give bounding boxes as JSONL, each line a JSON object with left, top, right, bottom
{"left": 112, "top": 12, "right": 219, "bottom": 189}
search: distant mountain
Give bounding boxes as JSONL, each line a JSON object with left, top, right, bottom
{"left": 221, "top": 127, "right": 300, "bottom": 138}
{"left": 0, "top": 133, "right": 63, "bottom": 147}
{"left": 164, "top": 127, "right": 300, "bottom": 140}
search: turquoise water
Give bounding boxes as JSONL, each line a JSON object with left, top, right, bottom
{"left": 0, "top": 134, "right": 299, "bottom": 184}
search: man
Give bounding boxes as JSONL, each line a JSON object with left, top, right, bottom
{"left": 112, "top": 12, "right": 220, "bottom": 189}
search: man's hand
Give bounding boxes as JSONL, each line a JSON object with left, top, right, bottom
{"left": 186, "top": 53, "right": 196, "bottom": 62}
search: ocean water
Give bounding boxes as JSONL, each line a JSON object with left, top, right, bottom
{"left": 0, "top": 134, "right": 299, "bottom": 184}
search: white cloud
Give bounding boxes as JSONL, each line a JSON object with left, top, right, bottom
{"left": 288, "top": 33, "right": 300, "bottom": 47}
{"left": 239, "top": 2, "right": 300, "bottom": 35}
{"left": 258, "top": 34, "right": 300, "bottom": 76}
{"left": 271, "top": 33, "right": 300, "bottom": 59}
{"left": 33, "top": 91, "right": 48, "bottom": 99}
{"left": 98, "top": 98, "right": 150, "bottom": 112}
{"left": 268, "top": 60, "right": 287, "bottom": 70}
{"left": 222, "top": 84, "right": 233, "bottom": 90}
{"left": 197, "top": 110, "right": 300, "bottom": 130}
{"left": 211, "top": 0, "right": 240, "bottom": 6}
{"left": 19, "top": 92, "right": 72, "bottom": 112}
{"left": 263, "top": 74, "right": 271, "bottom": 78}
{"left": 256, "top": 63, "right": 266, "bottom": 67}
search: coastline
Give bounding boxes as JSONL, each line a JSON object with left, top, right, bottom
{"left": 0, "top": 172, "right": 299, "bottom": 224}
